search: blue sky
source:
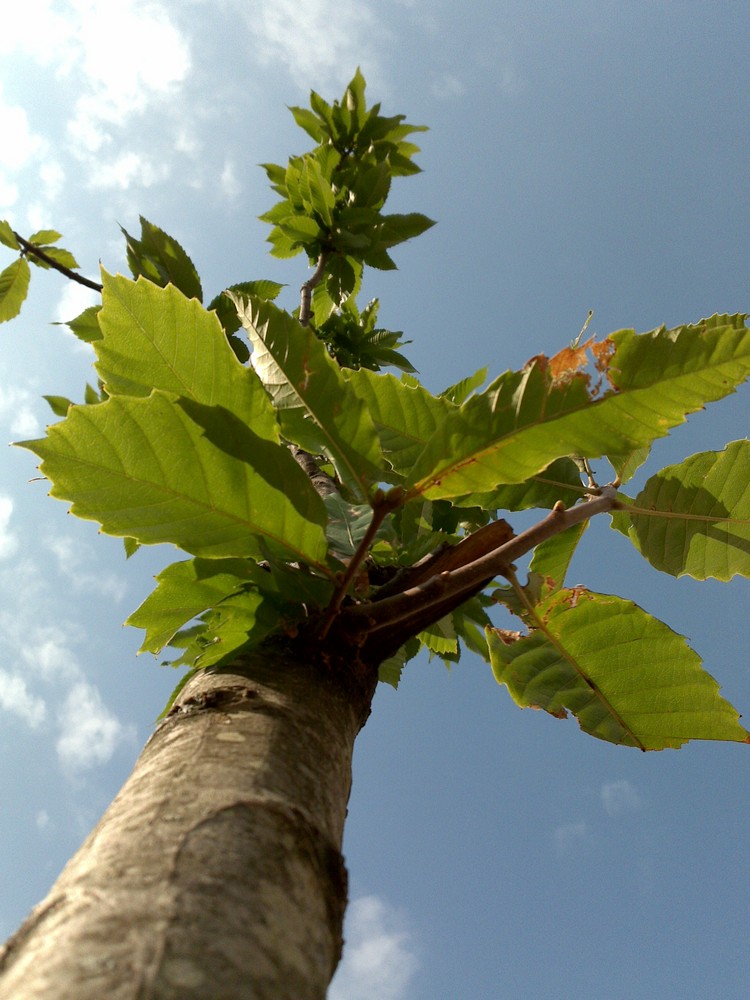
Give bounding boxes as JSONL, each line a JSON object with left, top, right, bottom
{"left": 1, "top": 3, "right": 749, "bottom": 998}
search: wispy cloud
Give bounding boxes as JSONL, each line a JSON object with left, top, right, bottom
{"left": 46, "top": 535, "right": 127, "bottom": 602}
{"left": 0, "top": 497, "right": 18, "bottom": 560}
{"left": 601, "top": 779, "right": 642, "bottom": 817}
{"left": 553, "top": 820, "right": 593, "bottom": 853}
{"left": 0, "top": 383, "right": 41, "bottom": 437}
{"left": 329, "top": 895, "right": 419, "bottom": 1000}
{"left": 0, "top": 555, "right": 133, "bottom": 773}
{"left": 430, "top": 73, "right": 466, "bottom": 100}
{"left": 56, "top": 680, "right": 134, "bottom": 774}
{"left": 1, "top": 1, "right": 191, "bottom": 198}
{"left": 0, "top": 669, "right": 46, "bottom": 726}
{"left": 248, "top": 0, "right": 382, "bottom": 91}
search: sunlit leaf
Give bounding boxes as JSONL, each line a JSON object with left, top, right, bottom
{"left": 18, "top": 390, "right": 328, "bottom": 566}
{"left": 345, "top": 368, "right": 452, "bottom": 475}
{"left": 95, "top": 273, "right": 269, "bottom": 429}
{"left": 0, "top": 258, "right": 30, "bottom": 322}
{"left": 0, "top": 220, "right": 19, "bottom": 250}
{"left": 408, "top": 320, "right": 750, "bottom": 500}
{"left": 487, "top": 589, "right": 749, "bottom": 749}
{"left": 27, "top": 229, "right": 62, "bottom": 245}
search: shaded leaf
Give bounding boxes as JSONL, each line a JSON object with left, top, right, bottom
{"left": 121, "top": 216, "right": 202, "bottom": 301}
{"left": 42, "top": 395, "right": 73, "bottom": 417}
{"left": 127, "top": 557, "right": 274, "bottom": 653}
{"left": 529, "top": 521, "right": 588, "bottom": 594}
{"left": 612, "top": 440, "right": 750, "bottom": 581}
{"left": 232, "top": 294, "right": 384, "bottom": 497}
{"left": 60, "top": 305, "right": 102, "bottom": 343}
{"left": 487, "top": 589, "right": 749, "bottom": 749}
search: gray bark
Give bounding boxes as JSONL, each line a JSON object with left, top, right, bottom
{"left": 0, "top": 644, "right": 377, "bottom": 1000}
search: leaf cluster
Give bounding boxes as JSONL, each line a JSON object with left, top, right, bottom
{"left": 7, "top": 73, "right": 750, "bottom": 750}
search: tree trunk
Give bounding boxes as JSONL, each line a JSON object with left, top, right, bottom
{"left": 0, "top": 643, "right": 378, "bottom": 1000}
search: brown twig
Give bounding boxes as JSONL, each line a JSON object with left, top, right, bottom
{"left": 345, "top": 487, "right": 621, "bottom": 635}
{"left": 317, "top": 489, "right": 404, "bottom": 640}
{"left": 14, "top": 232, "right": 103, "bottom": 292}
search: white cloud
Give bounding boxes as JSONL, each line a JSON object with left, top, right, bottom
{"left": 0, "top": 81, "right": 46, "bottom": 213}
{"left": 46, "top": 535, "right": 127, "bottom": 602}
{"left": 0, "top": 384, "right": 40, "bottom": 437}
{"left": 36, "top": 809, "right": 50, "bottom": 830}
{"left": 3, "top": 2, "right": 192, "bottom": 192}
{"left": 0, "top": 557, "right": 132, "bottom": 774}
{"left": 21, "top": 625, "right": 85, "bottom": 684}
{"left": 0, "top": 497, "right": 18, "bottom": 560}
{"left": 329, "top": 895, "right": 419, "bottom": 1000}
{"left": 56, "top": 680, "right": 134, "bottom": 773}
{"left": 0, "top": 669, "right": 46, "bottom": 726}
{"left": 249, "top": 0, "right": 381, "bottom": 90}
{"left": 554, "top": 821, "right": 592, "bottom": 853}
{"left": 54, "top": 280, "right": 100, "bottom": 329}
{"left": 430, "top": 74, "right": 466, "bottom": 100}
{"left": 220, "top": 160, "right": 241, "bottom": 199}
{"left": 601, "top": 779, "right": 642, "bottom": 817}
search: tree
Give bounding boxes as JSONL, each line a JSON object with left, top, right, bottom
{"left": 0, "top": 70, "right": 748, "bottom": 999}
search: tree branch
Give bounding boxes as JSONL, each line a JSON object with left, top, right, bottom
{"left": 13, "top": 232, "right": 103, "bottom": 292}
{"left": 318, "top": 489, "right": 405, "bottom": 640}
{"left": 346, "top": 487, "right": 621, "bottom": 636}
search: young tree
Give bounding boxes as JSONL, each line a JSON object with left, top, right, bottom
{"left": 0, "top": 71, "right": 748, "bottom": 999}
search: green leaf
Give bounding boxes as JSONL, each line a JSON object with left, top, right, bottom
{"left": 288, "top": 105, "right": 324, "bottom": 143}
{"left": 0, "top": 220, "right": 19, "bottom": 250}
{"left": 18, "top": 390, "right": 329, "bottom": 566}
{"left": 121, "top": 217, "right": 202, "bottom": 301}
{"left": 345, "top": 368, "right": 452, "bottom": 475}
{"left": 60, "top": 305, "right": 102, "bottom": 344}
{"left": 454, "top": 457, "right": 585, "bottom": 512}
{"left": 123, "top": 537, "right": 140, "bottom": 558}
{"left": 278, "top": 214, "right": 322, "bottom": 246}
{"left": 419, "top": 615, "right": 458, "bottom": 657}
{"left": 0, "top": 258, "right": 30, "bottom": 322}
{"left": 440, "top": 368, "right": 487, "bottom": 405}
{"left": 612, "top": 440, "right": 750, "bottom": 581}
{"left": 207, "top": 280, "right": 284, "bottom": 337}
{"left": 407, "top": 319, "right": 750, "bottom": 501}
{"left": 95, "top": 273, "right": 266, "bottom": 429}
{"left": 607, "top": 446, "right": 651, "bottom": 484}
{"left": 487, "top": 589, "right": 749, "bottom": 749}
{"left": 127, "top": 557, "right": 273, "bottom": 653}
{"left": 377, "top": 212, "right": 436, "bottom": 248}
{"left": 84, "top": 382, "right": 103, "bottom": 405}
{"left": 232, "top": 295, "right": 385, "bottom": 498}
{"left": 529, "top": 521, "right": 588, "bottom": 594}
{"left": 27, "top": 245, "right": 79, "bottom": 270}
{"left": 378, "top": 636, "right": 420, "bottom": 688}
{"left": 27, "top": 229, "right": 62, "bottom": 245}
{"left": 42, "top": 395, "right": 73, "bottom": 417}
